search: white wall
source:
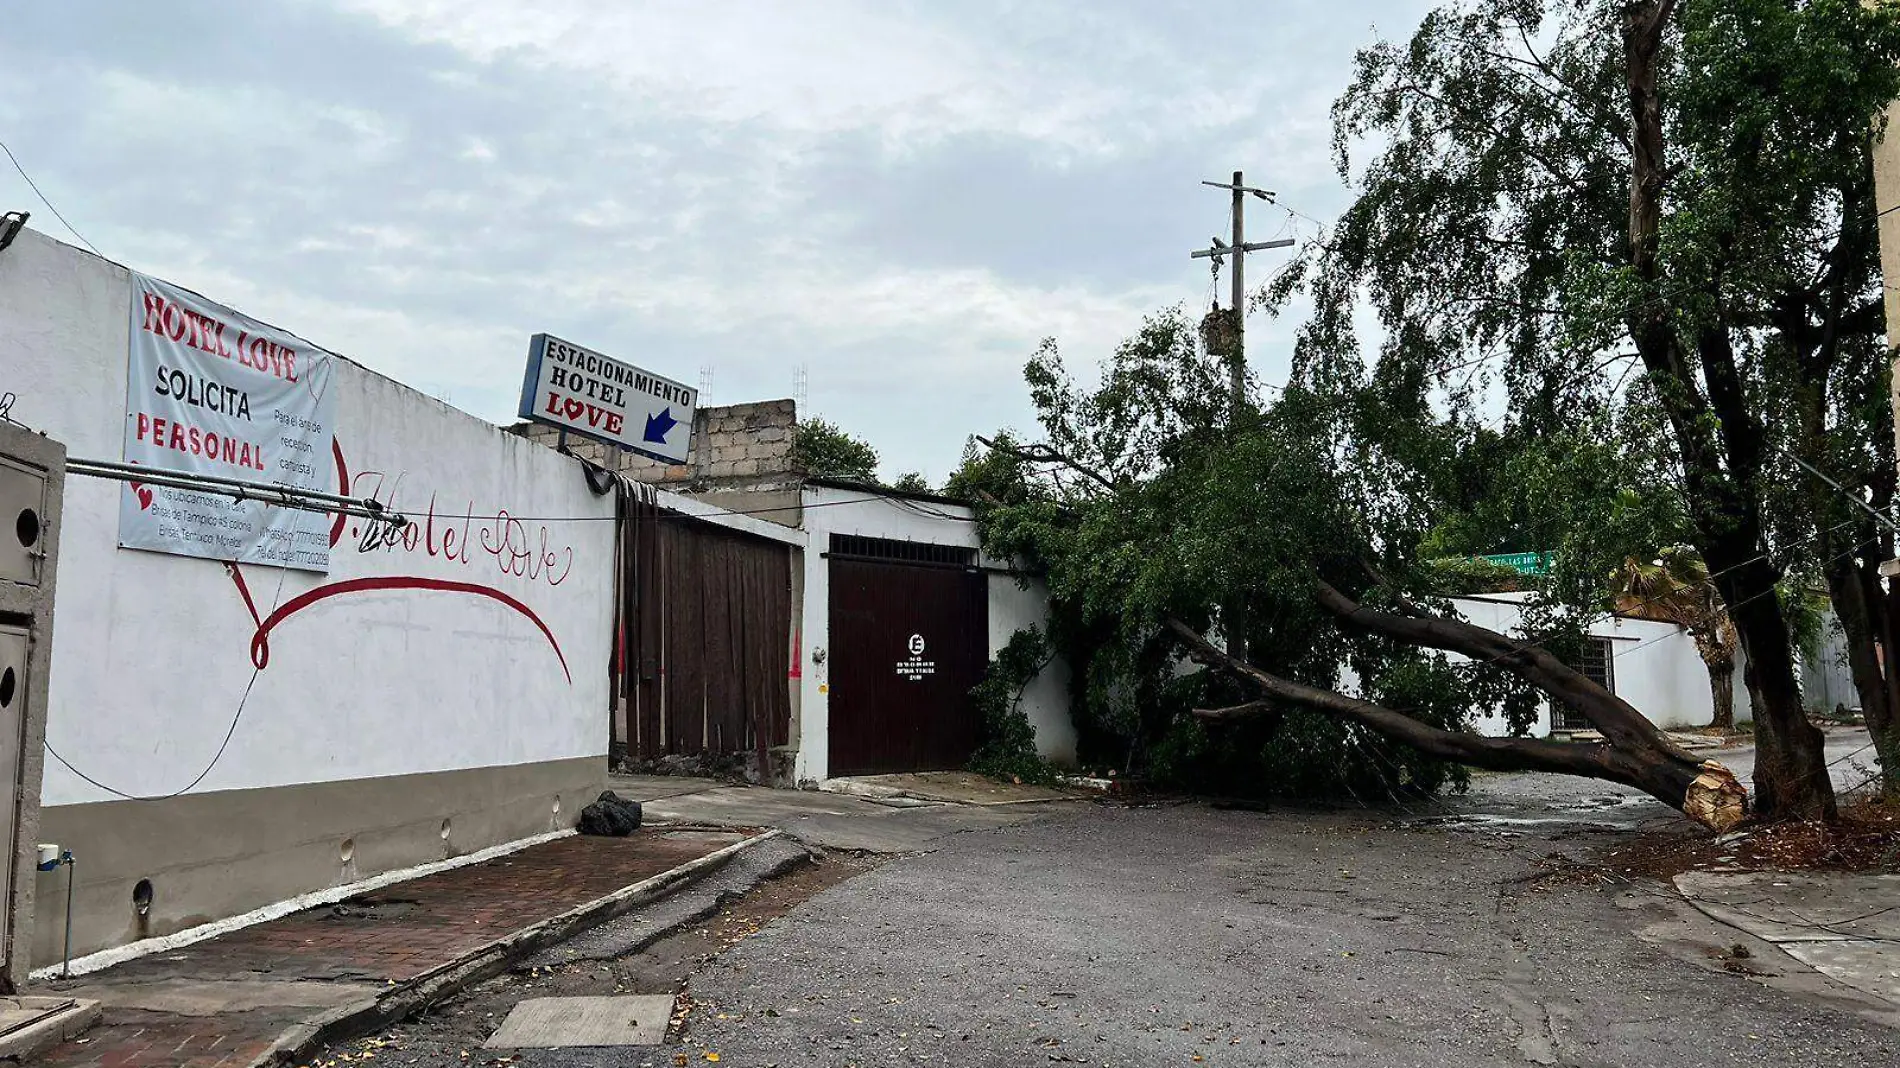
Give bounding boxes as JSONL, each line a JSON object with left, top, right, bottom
{"left": 0, "top": 229, "right": 616, "bottom": 804}
{"left": 1457, "top": 594, "right": 1720, "bottom": 735}
{"left": 989, "top": 576, "right": 1078, "bottom": 765}
{"left": 1801, "top": 608, "right": 1858, "bottom": 715}
{"left": 796, "top": 483, "right": 1071, "bottom": 781}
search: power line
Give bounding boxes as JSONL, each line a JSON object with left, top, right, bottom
{"left": 44, "top": 560, "right": 287, "bottom": 801}
{"left": 0, "top": 136, "right": 101, "bottom": 256}
{"left": 1420, "top": 445, "right": 1900, "bottom": 683}
{"left": 385, "top": 486, "right": 978, "bottom": 525}
{"left": 1420, "top": 517, "right": 1868, "bottom": 685}
{"left": 1567, "top": 526, "right": 1878, "bottom": 669}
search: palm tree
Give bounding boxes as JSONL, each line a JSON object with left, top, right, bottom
{"left": 1611, "top": 547, "right": 1740, "bottom": 731}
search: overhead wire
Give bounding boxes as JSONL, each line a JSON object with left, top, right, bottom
{"left": 1256, "top": 190, "right": 1900, "bottom": 404}
{"left": 0, "top": 135, "right": 101, "bottom": 256}
{"left": 43, "top": 558, "right": 287, "bottom": 801}
{"left": 1363, "top": 518, "right": 1877, "bottom": 736}
{"left": 382, "top": 487, "right": 978, "bottom": 526}
{"left": 1416, "top": 433, "right": 1898, "bottom": 683}
{"left": 1167, "top": 191, "right": 1900, "bottom": 690}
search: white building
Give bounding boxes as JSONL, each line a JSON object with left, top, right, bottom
{"left": 0, "top": 228, "right": 892, "bottom": 968}
{"left": 793, "top": 479, "right": 1074, "bottom": 782}
{"left": 516, "top": 403, "right": 1077, "bottom": 785}
{"left": 1452, "top": 593, "right": 1738, "bottom": 736}
{"left": 0, "top": 226, "right": 1076, "bottom": 968}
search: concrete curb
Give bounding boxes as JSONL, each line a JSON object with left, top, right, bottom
{"left": 36, "top": 829, "right": 580, "bottom": 981}
{"left": 818, "top": 778, "right": 1086, "bottom": 808}
{"left": 253, "top": 829, "right": 781, "bottom": 1067}
{"left": 521, "top": 836, "right": 817, "bottom": 970}
{"left": 0, "top": 999, "right": 100, "bottom": 1062}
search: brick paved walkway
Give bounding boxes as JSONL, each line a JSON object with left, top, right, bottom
{"left": 43, "top": 1011, "right": 287, "bottom": 1068}
{"left": 35, "top": 831, "right": 743, "bottom": 1068}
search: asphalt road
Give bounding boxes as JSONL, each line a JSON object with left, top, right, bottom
{"left": 1433, "top": 726, "right": 1880, "bottom": 827}
{"left": 343, "top": 733, "right": 1896, "bottom": 1066}
{"left": 675, "top": 737, "right": 1894, "bottom": 1067}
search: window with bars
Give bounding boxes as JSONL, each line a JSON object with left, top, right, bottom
{"left": 1553, "top": 637, "right": 1615, "bottom": 731}
{"left": 828, "top": 533, "right": 977, "bottom": 568}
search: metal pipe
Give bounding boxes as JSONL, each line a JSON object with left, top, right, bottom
{"left": 72, "top": 465, "right": 397, "bottom": 525}
{"left": 67, "top": 463, "right": 321, "bottom": 507}
{"left": 64, "top": 460, "right": 405, "bottom": 526}
{"left": 65, "top": 457, "right": 380, "bottom": 511}
{"left": 61, "top": 851, "right": 73, "bottom": 980}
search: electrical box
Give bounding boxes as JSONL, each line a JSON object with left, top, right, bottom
{"left": 0, "top": 456, "right": 46, "bottom": 587}
{"left": 0, "top": 625, "right": 26, "bottom": 954}
{"left": 0, "top": 420, "right": 61, "bottom": 993}
{"left": 0, "top": 625, "right": 23, "bottom": 718}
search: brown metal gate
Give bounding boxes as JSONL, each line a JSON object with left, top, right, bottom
{"left": 827, "top": 536, "right": 988, "bottom": 776}
{"left": 611, "top": 480, "right": 792, "bottom": 766}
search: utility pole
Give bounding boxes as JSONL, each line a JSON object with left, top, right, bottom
{"left": 1190, "top": 171, "right": 1293, "bottom": 663}
{"left": 1190, "top": 171, "right": 1293, "bottom": 413}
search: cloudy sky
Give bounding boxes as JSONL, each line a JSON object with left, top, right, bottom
{"left": 2, "top": 0, "right": 1431, "bottom": 481}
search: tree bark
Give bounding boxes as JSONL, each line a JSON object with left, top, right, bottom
{"left": 1877, "top": 581, "right": 1900, "bottom": 798}
{"left": 1712, "top": 548, "right": 1836, "bottom": 818}
{"left": 1706, "top": 656, "right": 1735, "bottom": 732}
{"left": 1804, "top": 384, "right": 1897, "bottom": 798}
{"left": 1313, "top": 581, "right": 1696, "bottom": 761}
{"left": 1166, "top": 619, "right": 1746, "bottom": 830}
{"left": 1616, "top": 0, "right": 1835, "bottom": 819}
{"left": 1834, "top": 552, "right": 1900, "bottom": 798}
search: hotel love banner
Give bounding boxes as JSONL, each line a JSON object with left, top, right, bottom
{"left": 119, "top": 273, "right": 337, "bottom": 572}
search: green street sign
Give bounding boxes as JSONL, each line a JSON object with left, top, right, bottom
{"left": 1478, "top": 551, "right": 1551, "bottom": 575}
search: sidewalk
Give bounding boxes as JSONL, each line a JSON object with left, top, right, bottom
{"left": 30, "top": 829, "right": 763, "bottom": 1068}
{"left": 1675, "top": 871, "right": 1900, "bottom": 1009}
{"left": 611, "top": 772, "right": 1076, "bottom": 852}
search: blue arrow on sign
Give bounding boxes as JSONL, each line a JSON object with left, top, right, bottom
{"left": 643, "top": 407, "right": 681, "bottom": 444}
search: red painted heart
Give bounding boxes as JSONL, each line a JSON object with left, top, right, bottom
{"left": 561, "top": 398, "right": 586, "bottom": 421}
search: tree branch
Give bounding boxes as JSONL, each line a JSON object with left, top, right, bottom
{"left": 1165, "top": 617, "right": 1746, "bottom": 829}
{"left": 1510, "top": 21, "right": 1632, "bottom": 152}
{"left": 1166, "top": 620, "right": 1655, "bottom": 785}
{"left": 976, "top": 435, "right": 1118, "bottom": 493}
{"left": 1311, "top": 580, "right": 1696, "bottom": 762}
{"left": 1385, "top": 82, "right": 1594, "bottom": 200}
{"left": 1194, "top": 700, "right": 1275, "bottom": 721}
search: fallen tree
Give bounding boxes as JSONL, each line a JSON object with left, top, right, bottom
{"left": 1165, "top": 610, "right": 1746, "bottom": 831}
{"left": 1279, "top": 0, "right": 1900, "bottom": 816}
{"left": 960, "top": 311, "right": 1749, "bottom": 830}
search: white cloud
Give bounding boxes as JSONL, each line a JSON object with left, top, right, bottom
{"left": 90, "top": 69, "right": 404, "bottom": 167}
{"left": 331, "top": 0, "right": 1245, "bottom": 158}
{"left": 1, "top": 0, "right": 1435, "bottom": 476}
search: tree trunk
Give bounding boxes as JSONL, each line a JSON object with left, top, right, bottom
{"left": 1617, "top": 0, "right": 1835, "bottom": 821}
{"left": 1871, "top": 574, "right": 1900, "bottom": 799}
{"left": 1823, "top": 552, "right": 1899, "bottom": 795}
{"left": 1313, "top": 581, "right": 1696, "bottom": 759}
{"left": 1166, "top": 619, "right": 1747, "bottom": 830}
{"left": 1707, "top": 657, "right": 1735, "bottom": 732}
{"left": 1712, "top": 548, "right": 1837, "bottom": 819}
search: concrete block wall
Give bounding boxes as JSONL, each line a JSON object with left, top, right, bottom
{"left": 514, "top": 399, "right": 797, "bottom": 481}
{"left": 514, "top": 398, "right": 804, "bottom": 526}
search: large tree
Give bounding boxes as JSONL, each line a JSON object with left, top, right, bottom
{"left": 792, "top": 417, "right": 880, "bottom": 482}
{"left": 973, "top": 311, "right": 1748, "bottom": 830}
{"left": 1611, "top": 548, "right": 1739, "bottom": 730}
{"left": 1281, "top": 0, "right": 1900, "bottom": 816}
